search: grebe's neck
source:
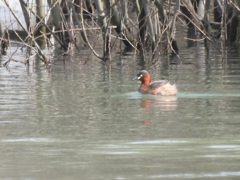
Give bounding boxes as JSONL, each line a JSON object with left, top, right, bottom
{"left": 141, "top": 73, "right": 151, "bottom": 87}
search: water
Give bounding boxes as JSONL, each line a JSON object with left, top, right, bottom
{"left": 1, "top": 45, "right": 240, "bottom": 180}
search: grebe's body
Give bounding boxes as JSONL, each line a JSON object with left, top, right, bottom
{"left": 133, "top": 70, "right": 177, "bottom": 96}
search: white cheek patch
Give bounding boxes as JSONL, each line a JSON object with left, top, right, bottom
{"left": 138, "top": 74, "right": 143, "bottom": 79}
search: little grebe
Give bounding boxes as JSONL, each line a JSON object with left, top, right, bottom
{"left": 133, "top": 70, "right": 177, "bottom": 96}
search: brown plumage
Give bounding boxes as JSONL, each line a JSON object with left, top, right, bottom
{"left": 133, "top": 70, "right": 177, "bottom": 96}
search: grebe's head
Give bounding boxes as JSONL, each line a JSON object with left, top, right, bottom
{"left": 133, "top": 70, "right": 151, "bottom": 86}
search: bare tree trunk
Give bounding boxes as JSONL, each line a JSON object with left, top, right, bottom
{"left": 154, "top": 0, "right": 165, "bottom": 25}
{"left": 77, "top": 0, "right": 104, "bottom": 60}
{"left": 47, "top": 0, "right": 69, "bottom": 51}
{"left": 221, "top": 0, "right": 227, "bottom": 43}
{"left": 154, "top": 0, "right": 167, "bottom": 53}
{"left": 221, "top": 0, "right": 227, "bottom": 60}
{"left": 36, "top": 0, "right": 46, "bottom": 47}
{"left": 0, "top": 20, "right": 7, "bottom": 54}
{"left": 140, "top": 0, "right": 155, "bottom": 52}
{"left": 228, "top": 8, "right": 238, "bottom": 43}
{"left": 214, "top": 0, "right": 222, "bottom": 38}
{"left": 121, "top": 0, "right": 130, "bottom": 27}
{"left": 180, "top": 0, "right": 197, "bottom": 47}
{"left": 197, "top": 0, "right": 205, "bottom": 20}
{"left": 136, "top": 0, "right": 146, "bottom": 50}
{"left": 83, "top": 0, "right": 94, "bottom": 16}
{"left": 71, "top": 1, "right": 86, "bottom": 43}
{"left": 95, "top": 0, "right": 110, "bottom": 59}
{"left": 108, "top": 0, "right": 134, "bottom": 48}
{"left": 204, "top": 0, "right": 211, "bottom": 49}
{"left": 19, "top": 0, "right": 31, "bottom": 29}
{"left": 169, "top": 0, "right": 179, "bottom": 54}
{"left": 232, "top": 0, "right": 240, "bottom": 49}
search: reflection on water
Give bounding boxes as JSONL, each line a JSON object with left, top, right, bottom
{"left": 150, "top": 171, "right": 240, "bottom": 178}
{"left": 178, "top": 93, "right": 240, "bottom": 97}
{"left": 1, "top": 46, "right": 240, "bottom": 179}
{"left": 1, "top": 137, "right": 240, "bottom": 179}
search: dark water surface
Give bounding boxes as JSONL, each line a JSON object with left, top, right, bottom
{"left": 1, "top": 45, "right": 240, "bottom": 180}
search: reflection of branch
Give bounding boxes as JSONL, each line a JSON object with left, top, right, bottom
{"left": 4, "top": 30, "right": 37, "bottom": 67}
{"left": 3, "top": 54, "right": 36, "bottom": 67}
{"left": 4, "top": 58, "right": 26, "bottom": 67}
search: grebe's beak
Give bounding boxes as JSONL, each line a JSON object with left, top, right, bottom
{"left": 133, "top": 74, "right": 143, "bottom": 80}
{"left": 133, "top": 76, "right": 139, "bottom": 80}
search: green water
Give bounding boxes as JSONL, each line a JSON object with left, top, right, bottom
{"left": 0, "top": 46, "right": 240, "bottom": 180}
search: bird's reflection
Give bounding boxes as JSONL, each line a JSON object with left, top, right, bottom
{"left": 141, "top": 96, "right": 178, "bottom": 110}
{"left": 140, "top": 96, "right": 178, "bottom": 125}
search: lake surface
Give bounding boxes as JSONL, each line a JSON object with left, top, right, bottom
{"left": 1, "top": 44, "right": 240, "bottom": 180}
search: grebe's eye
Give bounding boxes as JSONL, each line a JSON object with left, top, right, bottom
{"left": 138, "top": 74, "right": 143, "bottom": 79}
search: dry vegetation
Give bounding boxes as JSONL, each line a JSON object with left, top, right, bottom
{"left": 1, "top": 0, "right": 240, "bottom": 66}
